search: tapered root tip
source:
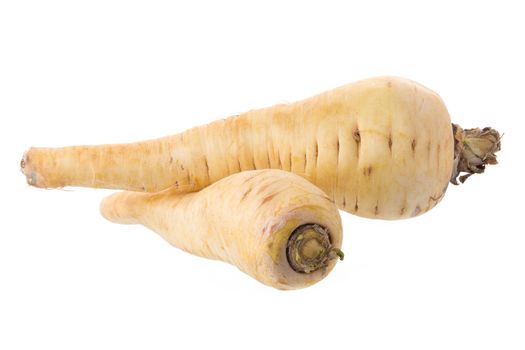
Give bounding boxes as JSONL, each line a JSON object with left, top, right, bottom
{"left": 99, "top": 193, "right": 127, "bottom": 223}
{"left": 99, "top": 192, "right": 140, "bottom": 225}
{"left": 20, "top": 149, "right": 39, "bottom": 187}
{"left": 99, "top": 195, "right": 116, "bottom": 222}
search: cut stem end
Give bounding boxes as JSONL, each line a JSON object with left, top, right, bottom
{"left": 286, "top": 224, "right": 342, "bottom": 274}
{"left": 450, "top": 124, "right": 502, "bottom": 185}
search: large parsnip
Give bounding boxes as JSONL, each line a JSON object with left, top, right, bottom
{"left": 22, "top": 76, "right": 501, "bottom": 219}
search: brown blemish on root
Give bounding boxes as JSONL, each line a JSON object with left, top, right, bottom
{"left": 412, "top": 205, "right": 421, "bottom": 217}
{"left": 335, "top": 137, "right": 340, "bottom": 178}
{"left": 251, "top": 156, "right": 257, "bottom": 170}
{"left": 411, "top": 139, "right": 417, "bottom": 155}
{"left": 237, "top": 159, "right": 242, "bottom": 171}
{"left": 427, "top": 196, "right": 438, "bottom": 211}
{"left": 304, "top": 153, "right": 307, "bottom": 172}
{"left": 353, "top": 128, "right": 361, "bottom": 159}
{"left": 240, "top": 187, "right": 252, "bottom": 202}
{"left": 400, "top": 206, "right": 406, "bottom": 216}
{"left": 204, "top": 157, "right": 210, "bottom": 180}
{"left": 429, "top": 190, "right": 446, "bottom": 204}
{"left": 374, "top": 203, "right": 379, "bottom": 215}
{"left": 342, "top": 196, "right": 346, "bottom": 208}
{"left": 436, "top": 144, "right": 441, "bottom": 166}
{"left": 174, "top": 181, "right": 179, "bottom": 189}
{"left": 388, "top": 135, "right": 393, "bottom": 153}
{"left": 354, "top": 200, "right": 359, "bottom": 212}
{"left": 363, "top": 166, "right": 373, "bottom": 176}
{"left": 169, "top": 156, "right": 173, "bottom": 164}
{"left": 353, "top": 129, "right": 361, "bottom": 143}
{"left": 260, "top": 193, "right": 276, "bottom": 206}
{"left": 315, "top": 141, "right": 319, "bottom": 163}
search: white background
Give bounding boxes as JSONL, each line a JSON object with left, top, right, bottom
{"left": 1, "top": 1, "right": 524, "bottom": 349}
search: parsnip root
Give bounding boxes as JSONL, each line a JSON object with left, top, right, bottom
{"left": 22, "top": 76, "right": 502, "bottom": 219}
{"left": 100, "top": 170, "right": 343, "bottom": 290}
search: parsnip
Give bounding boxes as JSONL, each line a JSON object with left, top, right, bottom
{"left": 100, "top": 170, "right": 343, "bottom": 290}
{"left": 22, "top": 76, "right": 501, "bottom": 219}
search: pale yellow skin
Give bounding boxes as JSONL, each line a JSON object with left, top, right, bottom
{"left": 23, "top": 76, "right": 453, "bottom": 219}
{"left": 100, "top": 170, "right": 343, "bottom": 290}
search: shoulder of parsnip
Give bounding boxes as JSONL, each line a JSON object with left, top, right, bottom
{"left": 22, "top": 76, "right": 501, "bottom": 219}
{"left": 100, "top": 169, "right": 343, "bottom": 290}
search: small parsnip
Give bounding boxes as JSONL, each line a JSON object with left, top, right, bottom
{"left": 100, "top": 170, "right": 343, "bottom": 290}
